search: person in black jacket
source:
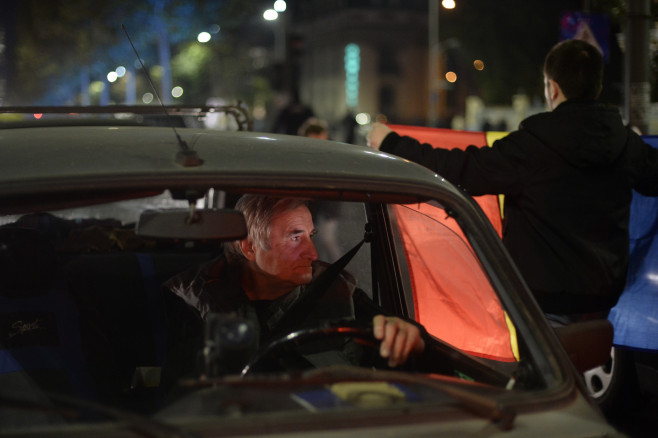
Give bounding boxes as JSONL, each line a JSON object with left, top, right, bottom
{"left": 368, "top": 39, "right": 658, "bottom": 323}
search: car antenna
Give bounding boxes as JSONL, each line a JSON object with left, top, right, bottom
{"left": 122, "top": 24, "right": 203, "bottom": 167}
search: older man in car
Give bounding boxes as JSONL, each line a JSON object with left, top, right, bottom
{"left": 163, "top": 194, "right": 426, "bottom": 379}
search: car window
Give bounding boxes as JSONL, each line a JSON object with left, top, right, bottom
{"left": 0, "top": 191, "right": 189, "bottom": 228}
{"left": 1, "top": 195, "right": 515, "bottom": 364}
{"left": 311, "top": 200, "right": 517, "bottom": 364}
{"left": 309, "top": 200, "right": 372, "bottom": 294}
{"left": 391, "top": 203, "right": 518, "bottom": 363}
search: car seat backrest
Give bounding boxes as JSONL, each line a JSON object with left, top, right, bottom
{"left": 0, "top": 227, "right": 97, "bottom": 401}
{"left": 1, "top": 223, "right": 215, "bottom": 413}
{"left": 63, "top": 250, "right": 213, "bottom": 412}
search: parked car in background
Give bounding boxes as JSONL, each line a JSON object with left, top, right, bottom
{"left": 0, "top": 108, "right": 621, "bottom": 437}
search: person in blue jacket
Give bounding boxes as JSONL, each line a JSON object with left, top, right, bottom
{"left": 368, "top": 39, "right": 658, "bottom": 324}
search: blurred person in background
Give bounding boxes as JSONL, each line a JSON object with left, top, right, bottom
{"left": 271, "top": 90, "right": 315, "bottom": 136}
{"left": 298, "top": 117, "right": 330, "bottom": 139}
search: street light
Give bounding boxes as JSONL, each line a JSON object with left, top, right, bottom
{"left": 263, "top": 3, "right": 287, "bottom": 63}
{"left": 197, "top": 31, "right": 211, "bottom": 43}
{"left": 428, "top": 0, "right": 457, "bottom": 126}
{"left": 263, "top": 9, "right": 278, "bottom": 21}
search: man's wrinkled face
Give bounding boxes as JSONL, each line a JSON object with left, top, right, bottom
{"left": 252, "top": 205, "right": 318, "bottom": 287}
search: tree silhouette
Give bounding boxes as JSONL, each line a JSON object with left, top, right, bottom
{"left": 7, "top": 0, "right": 261, "bottom": 105}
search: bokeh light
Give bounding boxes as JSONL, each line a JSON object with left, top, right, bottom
{"left": 263, "top": 9, "right": 278, "bottom": 21}
{"left": 171, "top": 86, "right": 184, "bottom": 98}
{"left": 274, "top": 0, "right": 287, "bottom": 12}
{"left": 197, "top": 32, "right": 211, "bottom": 43}
{"left": 442, "top": 0, "right": 456, "bottom": 9}
{"left": 355, "top": 112, "right": 371, "bottom": 125}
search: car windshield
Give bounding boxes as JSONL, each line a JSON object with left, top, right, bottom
{"left": 391, "top": 203, "right": 517, "bottom": 363}
{"left": 0, "top": 191, "right": 530, "bottom": 433}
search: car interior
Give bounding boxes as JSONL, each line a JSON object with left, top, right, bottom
{"left": 0, "top": 187, "right": 614, "bottom": 428}
{"left": 0, "top": 191, "right": 526, "bottom": 414}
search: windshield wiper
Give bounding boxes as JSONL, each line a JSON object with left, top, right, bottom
{"left": 0, "top": 393, "right": 199, "bottom": 438}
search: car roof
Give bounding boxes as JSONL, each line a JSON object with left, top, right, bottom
{"left": 0, "top": 125, "right": 458, "bottom": 213}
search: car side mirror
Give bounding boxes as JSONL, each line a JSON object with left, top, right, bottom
{"left": 554, "top": 319, "right": 614, "bottom": 374}
{"left": 136, "top": 208, "right": 247, "bottom": 241}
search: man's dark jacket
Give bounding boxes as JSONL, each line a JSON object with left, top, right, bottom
{"left": 380, "top": 100, "right": 658, "bottom": 315}
{"left": 160, "top": 256, "right": 406, "bottom": 382}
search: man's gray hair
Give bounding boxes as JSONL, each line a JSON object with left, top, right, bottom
{"left": 225, "top": 195, "right": 309, "bottom": 263}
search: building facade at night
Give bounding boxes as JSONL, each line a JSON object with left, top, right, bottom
{"left": 288, "top": 1, "right": 440, "bottom": 135}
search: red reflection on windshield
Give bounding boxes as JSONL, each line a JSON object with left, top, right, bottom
{"left": 393, "top": 204, "right": 516, "bottom": 362}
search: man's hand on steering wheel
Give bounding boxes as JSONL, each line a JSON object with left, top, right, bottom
{"left": 373, "top": 315, "right": 426, "bottom": 368}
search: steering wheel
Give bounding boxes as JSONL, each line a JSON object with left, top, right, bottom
{"left": 240, "top": 319, "right": 380, "bottom": 376}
